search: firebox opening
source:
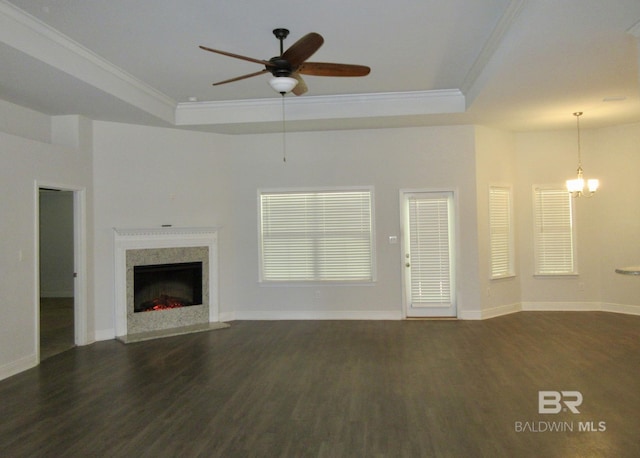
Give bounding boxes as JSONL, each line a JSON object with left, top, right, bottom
{"left": 133, "top": 261, "right": 203, "bottom": 313}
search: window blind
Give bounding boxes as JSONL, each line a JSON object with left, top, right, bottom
{"left": 489, "top": 186, "right": 514, "bottom": 278}
{"left": 533, "top": 187, "right": 576, "bottom": 275}
{"left": 407, "top": 194, "right": 452, "bottom": 305}
{"left": 260, "top": 189, "right": 374, "bottom": 282}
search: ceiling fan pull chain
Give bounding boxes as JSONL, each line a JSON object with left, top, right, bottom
{"left": 281, "top": 94, "right": 287, "bottom": 163}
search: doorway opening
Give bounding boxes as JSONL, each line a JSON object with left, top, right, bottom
{"left": 38, "top": 187, "right": 76, "bottom": 360}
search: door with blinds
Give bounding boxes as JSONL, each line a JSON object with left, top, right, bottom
{"left": 401, "top": 191, "right": 456, "bottom": 317}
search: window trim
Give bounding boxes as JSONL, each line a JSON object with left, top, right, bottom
{"left": 489, "top": 184, "right": 516, "bottom": 280}
{"left": 257, "top": 186, "right": 376, "bottom": 285}
{"left": 532, "top": 185, "right": 578, "bottom": 276}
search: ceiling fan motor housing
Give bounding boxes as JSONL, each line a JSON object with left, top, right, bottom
{"left": 268, "top": 57, "right": 293, "bottom": 77}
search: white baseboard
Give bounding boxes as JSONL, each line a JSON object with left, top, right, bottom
{"left": 232, "top": 310, "right": 403, "bottom": 321}
{"left": 95, "top": 328, "right": 116, "bottom": 341}
{"left": 602, "top": 302, "right": 640, "bottom": 316}
{"left": 483, "top": 302, "right": 521, "bottom": 319}
{"left": 218, "top": 311, "right": 236, "bottom": 322}
{"left": 459, "top": 303, "right": 521, "bottom": 320}
{"left": 521, "top": 301, "right": 602, "bottom": 312}
{"left": 0, "top": 353, "right": 38, "bottom": 382}
{"left": 222, "top": 303, "right": 640, "bottom": 321}
{"left": 458, "top": 310, "right": 483, "bottom": 320}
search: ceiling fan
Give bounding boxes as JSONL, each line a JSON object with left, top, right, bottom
{"left": 199, "top": 28, "right": 370, "bottom": 95}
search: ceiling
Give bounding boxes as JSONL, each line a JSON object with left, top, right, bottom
{"left": 1, "top": 0, "right": 639, "bottom": 134}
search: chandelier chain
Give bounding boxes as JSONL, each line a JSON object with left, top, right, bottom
{"left": 574, "top": 111, "right": 582, "bottom": 168}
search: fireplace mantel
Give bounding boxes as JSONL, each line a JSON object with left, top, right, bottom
{"left": 114, "top": 226, "right": 221, "bottom": 240}
{"left": 114, "top": 227, "right": 220, "bottom": 338}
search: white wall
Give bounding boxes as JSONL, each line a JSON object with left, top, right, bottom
{"left": 226, "top": 125, "right": 481, "bottom": 319}
{"left": 591, "top": 122, "right": 640, "bottom": 310}
{"left": 0, "top": 99, "right": 51, "bottom": 144}
{"left": 92, "top": 121, "right": 234, "bottom": 338}
{"left": 474, "top": 126, "right": 521, "bottom": 318}
{"left": 0, "top": 103, "right": 93, "bottom": 379}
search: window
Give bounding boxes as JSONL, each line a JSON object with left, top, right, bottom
{"left": 489, "top": 185, "right": 514, "bottom": 278}
{"left": 533, "top": 186, "right": 576, "bottom": 275}
{"left": 259, "top": 188, "right": 375, "bottom": 282}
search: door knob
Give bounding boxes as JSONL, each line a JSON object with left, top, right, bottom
{"left": 405, "top": 263, "right": 410, "bottom": 268}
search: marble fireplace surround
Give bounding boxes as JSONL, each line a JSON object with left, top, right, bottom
{"left": 114, "top": 227, "right": 223, "bottom": 341}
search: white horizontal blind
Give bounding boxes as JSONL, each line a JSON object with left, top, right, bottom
{"left": 533, "top": 187, "right": 576, "bottom": 275}
{"left": 489, "top": 186, "right": 514, "bottom": 278}
{"left": 407, "top": 194, "right": 452, "bottom": 306}
{"left": 260, "top": 189, "right": 374, "bottom": 282}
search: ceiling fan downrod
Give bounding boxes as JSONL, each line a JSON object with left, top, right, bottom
{"left": 272, "top": 28, "right": 290, "bottom": 55}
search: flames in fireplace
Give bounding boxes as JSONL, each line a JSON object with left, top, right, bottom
{"left": 133, "top": 262, "right": 203, "bottom": 313}
{"left": 140, "top": 294, "right": 189, "bottom": 312}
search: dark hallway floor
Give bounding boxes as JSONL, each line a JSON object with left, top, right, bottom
{"left": 40, "top": 297, "right": 74, "bottom": 360}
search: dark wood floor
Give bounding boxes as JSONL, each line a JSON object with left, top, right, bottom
{"left": 40, "top": 297, "right": 75, "bottom": 360}
{"left": 1, "top": 312, "right": 639, "bottom": 457}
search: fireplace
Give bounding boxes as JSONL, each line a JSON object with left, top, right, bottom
{"left": 133, "top": 261, "right": 203, "bottom": 313}
{"left": 114, "top": 227, "right": 220, "bottom": 340}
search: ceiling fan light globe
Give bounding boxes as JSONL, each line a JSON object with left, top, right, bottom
{"left": 269, "top": 77, "right": 298, "bottom": 94}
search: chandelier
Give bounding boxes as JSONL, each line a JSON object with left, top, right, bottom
{"left": 566, "top": 112, "right": 599, "bottom": 197}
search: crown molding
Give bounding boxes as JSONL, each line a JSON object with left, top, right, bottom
{"left": 628, "top": 19, "right": 640, "bottom": 39}
{"left": 175, "top": 89, "right": 465, "bottom": 127}
{"left": 0, "top": 0, "right": 176, "bottom": 123}
{"left": 461, "top": 0, "right": 527, "bottom": 107}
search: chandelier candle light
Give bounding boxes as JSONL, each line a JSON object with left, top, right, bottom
{"left": 566, "top": 111, "right": 599, "bottom": 198}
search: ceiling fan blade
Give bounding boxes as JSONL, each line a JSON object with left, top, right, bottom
{"left": 199, "top": 45, "right": 275, "bottom": 67}
{"left": 298, "top": 62, "right": 371, "bottom": 77}
{"left": 291, "top": 73, "right": 308, "bottom": 96}
{"left": 212, "top": 69, "right": 268, "bottom": 86}
{"left": 282, "top": 33, "right": 324, "bottom": 67}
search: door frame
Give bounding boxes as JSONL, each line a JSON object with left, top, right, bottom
{"left": 35, "top": 181, "right": 89, "bottom": 361}
{"left": 399, "top": 188, "right": 458, "bottom": 319}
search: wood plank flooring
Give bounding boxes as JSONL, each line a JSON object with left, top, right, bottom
{"left": 1, "top": 312, "right": 639, "bottom": 457}
{"left": 39, "top": 297, "right": 75, "bottom": 360}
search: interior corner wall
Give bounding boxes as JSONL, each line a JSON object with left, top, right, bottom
{"left": 474, "top": 125, "right": 520, "bottom": 317}
{"left": 0, "top": 103, "right": 93, "bottom": 380}
{"left": 91, "top": 121, "right": 234, "bottom": 339}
